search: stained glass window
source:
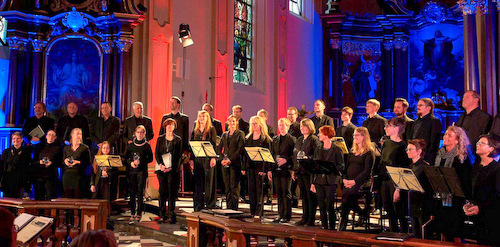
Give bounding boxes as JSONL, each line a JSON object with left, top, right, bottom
{"left": 234, "top": 0, "right": 252, "bottom": 85}
{"left": 289, "top": 0, "right": 302, "bottom": 16}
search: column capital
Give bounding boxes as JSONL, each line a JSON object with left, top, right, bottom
{"left": 115, "top": 38, "right": 133, "bottom": 53}
{"left": 458, "top": 0, "right": 487, "bottom": 15}
{"left": 31, "top": 39, "right": 48, "bottom": 52}
{"left": 394, "top": 38, "right": 408, "bottom": 51}
{"left": 330, "top": 38, "right": 341, "bottom": 49}
{"left": 383, "top": 40, "right": 393, "bottom": 50}
{"left": 6, "top": 37, "right": 28, "bottom": 50}
{"left": 101, "top": 40, "right": 114, "bottom": 54}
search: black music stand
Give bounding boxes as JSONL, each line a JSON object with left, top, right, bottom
{"left": 423, "top": 166, "right": 464, "bottom": 197}
{"left": 297, "top": 159, "right": 341, "bottom": 176}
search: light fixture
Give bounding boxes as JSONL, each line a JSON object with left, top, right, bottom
{"left": 178, "top": 23, "right": 194, "bottom": 47}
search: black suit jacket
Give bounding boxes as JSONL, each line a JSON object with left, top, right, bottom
{"left": 217, "top": 130, "right": 245, "bottom": 169}
{"left": 212, "top": 118, "right": 223, "bottom": 137}
{"left": 90, "top": 116, "right": 121, "bottom": 147}
{"left": 271, "top": 133, "right": 296, "bottom": 175}
{"left": 155, "top": 134, "right": 183, "bottom": 173}
{"left": 362, "top": 114, "right": 387, "bottom": 143}
{"left": 336, "top": 122, "right": 356, "bottom": 150}
{"left": 456, "top": 108, "right": 492, "bottom": 147}
{"left": 123, "top": 115, "right": 154, "bottom": 144}
{"left": 400, "top": 114, "right": 414, "bottom": 142}
{"left": 56, "top": 114, "right": 89, "bottom": 143}
{"left": 312, "top": 142, "right": 344, "bottom": 185}
{"left": 310, "top": 114, "right": 334, "bottom": 134}
{"left": 22, "top": 115, "right": 55, "bottom": 143}
{"left": 288, "top": 121, "right": 301, "bottom": 138}
{"left": 159, "top": 112, "right": 190, "bottom": 152}
{"left": 409, "top": 114, "right": 442, "bottom": 163}
{"left": 226, "top": 118, "right": 249, "bottom": 135}
{"left": 293, "top": 135, "right": 321, "bottom": 173}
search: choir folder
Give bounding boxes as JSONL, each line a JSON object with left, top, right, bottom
{"left": 15, "top": 213, "right": 53, "bottom": 246}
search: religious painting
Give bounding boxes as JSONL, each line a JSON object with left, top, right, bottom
{"left": 341, "top": 41, "right": 382, "bottom": 107}
{"left": 44, "top": 37, "right": 101, "bottom": 121}
{"left": 233, "top": 0, "right": 252, "bottom": 85}
{"left": 409, "top": 23, "right": 464, "bottom": 108}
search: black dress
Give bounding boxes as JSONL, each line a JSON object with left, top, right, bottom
{"left": 217, "top": 130, "right": 245, "bottom": 210}
{"left": 312, "top": 142, "right": 344, "bottom": 230}
{"left": 293, "top": 134, "right": 321, "bottom": 225}
{"left": 155, "top": 134, "right": 183, "bottom": 221}
{"left": 469, "top": 160, "right": 500, "bottom": 245}
{"left": 0, "top": 146, "right": 32, "bottom": 198}
{"left": 191, "top": 126, "right": 218, "bottom": 211}
{"left": 62, "top": 144, "right": 91, "bottom": 198}
{"left": 243, "top": 134, "right": 272, "bottom": 217}
{"left": 340, "top": 150, "right": 374, "bottom": 230}
{"left": 270, "top": 133, "right": 296, "bottom": 221}
{"left": 409, "top": 158, "right": 432, "bottom": 238}
{"left": 125, "top": 139, "right": 153, "bottom": 216}
{"left": 33, "top": 141, "right": 62, "bottom": 200}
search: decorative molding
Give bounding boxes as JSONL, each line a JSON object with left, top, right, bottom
{"left": 100, "top": 40, "right": 114, "bottom": 54}
{"left": 62, "top": 7, "right": 89, "bottom": 32}
{"left": 458, "top": 0, "right": 487, "bottom": 15}
{"left": 6, "top": 37, "right": 28, "bottom": 50}
{"left": 31, "top": 39, "right": 48, "bottom": 52}
{"left": 51, "top": 0, "right": 101, "bottom": 13}
{"left": 342, "top": 40, "right": 381, "bottom": 56}
{"left": 421, "top": 1, "right": 447, "bottom": 23}
{"left": 216, "top": 0, "right": 227, "bottom": 55}
{"left": 115, "top": 38, "right": 133, "bottom": 52}
{"left": 383, "top": 0, "right": 414, "bottom": 15}
{"left": 393, "top": 38, "right": 408, "bottom": 51}
{"left": 153, "top": 0, "right": 170, "bottom": 27}
{"left": 330, "top": 38, "right": 341, "bottom": 49}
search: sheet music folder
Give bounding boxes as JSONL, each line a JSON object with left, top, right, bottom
{"left": 29, "top": 125, "right": 45, "bottom": 139}
{"left": 94, "top": 155, "right": 123, "bottom": 167}
{"left": 298, "top": 159, "right": 341, "bottom": 175}
{"left": 189, "top": 141, "right": 218, "bottom": 158}
{"left": 386, "top": 166, "right": 424, "bottom": 193}
{"left": 423, "top": 166, "right": 465, "bottom": 197}
{"left": 332, "top": 137, "right": 349, "bottom": 154}
{"left": 244, "top": 147, "right": 275, "bottom": 163}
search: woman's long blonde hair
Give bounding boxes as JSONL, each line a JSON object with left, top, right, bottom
{"left": 92, "top": 141, "right": 111, "bottom": 174}
{"left": 194, "top": 110, "right": 213, "bottom": 139}
{"left": 247, "top": 115, "right": 271, "bottom": 142}
{"left": 351, "top": 127, "right": 374, "bottom": 155}
{"left": 445, "top": 126, "right": 471, "bottom": 162}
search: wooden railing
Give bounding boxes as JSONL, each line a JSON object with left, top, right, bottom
{"left": 0, "top": 198, "right": 109, "bottom": 247}
{"left": 183, "top": 212, "right": 485, "bottom": 247}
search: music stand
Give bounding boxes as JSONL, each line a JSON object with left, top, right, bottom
{"left": 332, "top": 137, "right": 349, "bottom": 154}
{"left": 245, "top": 147, "right": 275, "bottom": 220}
{"left": 189, "top": 141, "right": 218, "bottom": 158}
{"left": 94, "top": 155, "right": 123, "bottom": 168}
{"left": 386, "top": 166, "right": 424, "bottom": 236}
{"left": 423, "top": 166, "right": 464, "bottom": 197}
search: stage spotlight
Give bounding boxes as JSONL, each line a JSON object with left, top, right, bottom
{"left": 178, "top": 23, "right": 194, "bottom": 47}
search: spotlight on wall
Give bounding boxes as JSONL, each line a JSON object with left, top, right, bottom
{"left": 178, "top": 23, "right": 194, "bottom": 47}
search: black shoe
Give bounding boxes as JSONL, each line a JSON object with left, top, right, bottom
{"left": 272, "top": 218, "right": 282, "bottom": 223}
{"left": 281, "top": 218, "right": 290, "bottom": 223}
{"left": 295, "top": 219, "right": 307, "bottom": 226}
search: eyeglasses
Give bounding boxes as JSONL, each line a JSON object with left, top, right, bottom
{"left": 476, "top": 141, "right": 490, "bottom": 147}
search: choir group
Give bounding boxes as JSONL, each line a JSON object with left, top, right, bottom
{"left": 2, "top": 91, "right": 500, "bottom": 245}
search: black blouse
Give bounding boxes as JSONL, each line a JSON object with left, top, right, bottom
{"left": 243, "top": 134, "right": 272, "bottom": 172}
{"left": 312, "top": 142, "right": 344, "bottom": 185}
{"left": 63, "top": 144, "right": 91, "bottom": 174}
{"left": 1, "top": 146, "right": 32, "bottom": 174}
{"left": 217, "top": 130, "right": 245, "bottom": 169}
{"left": 378, "top": 139, "right": 410, "bottom": 179}
{"left": 470, "top": 160, "right": 500, "bottom": 216}
{"left": 293, "top": 134, "right": 321, "bottom": 173}
{"left": 271, "top": 133, "right": 296, "bottom": 172}
{"left": 345, "top": 150, "right": 374, "bottom": 185}
{"left": 33, "top": 141, "right": 62, "bottom": 179}
{"left": 124, "top": 139, "right": 154, "bottom": 173}
{"left": 155, "top": 134, "right": 183, "bottom": 173}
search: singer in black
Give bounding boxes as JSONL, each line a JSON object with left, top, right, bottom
{"left": 339, "top": 127, "right": 374, "bottom": 231}
{"left": 62, "top": 128, "right": 91, "bottom": 199}
{"left": 242, "top": 115, "right": 272, "bottom": 217}
{"left": 90, "top": 141, "right": 113, "bottom": 214}
{"left": 293, "top": 118, "right": 321, "bottom": 226}
{"left": 310, "top": 126, "right": 344, "bottom": 230}
{"left": 190, "top": 110, "right": 218, "bottom": 211}
{"left": 270, "top": 118, "right": 296, "bottom": 223}
{"left": 124, "top": 125, "right": 153, "bottom": 222}
{"left": 32, "top": 130, "right": 62, "bottom": 200}
{"left": 377, "top": 117, "right": 410, "bottom": 232}
{"left": 0, "top": 132, "right": 32, "bottom": 198}
{"left": 464, "top": 134, "right": 500, "bottom": 246}
{"left": 155, "top": 118, "right": 183, "bottom": 224}
{"left": 217, "top": 115, "right": 245, "bottom": 210}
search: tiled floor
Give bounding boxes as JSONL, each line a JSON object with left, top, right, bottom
{"left": 114, "top": 232, "right": 181, "bottom": 247}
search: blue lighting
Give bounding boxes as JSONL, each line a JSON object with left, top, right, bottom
{"left": 0, "top": 48, "right": 10, "bottom": 127}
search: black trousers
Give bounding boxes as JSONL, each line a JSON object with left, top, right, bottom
{"left": 128, "top": 171, "right": 147, "bottom": 215}
{"left": 297, "top": 173, "right": 317, "bottom": 223}
{"left": 316, "top": 183, "right": 337, "bottom": 230}
{"left": 2, "top": 171, "right": 25, "bottom": 198}
{"left": 247, "top": 168, "right": 265, "bottom": 216}
{"left": 193, "top": 159, "right": 217, "bottom": 211}
{"left": 381, "top": 180, "right": 408, "bottom": 232}
{"left": 92, "top": 177, "right": 112, "bottom": 214}
{"left": 273, "top": 171, "right": 291, "bottom": 220}
{"left": 221, "top": 165, "right": 241, "bottom": 210}
{"left": 157, "top": 171, "right": 180, "bottom": 220}
{"left": 34, "top": 178, "right": 56, "bottom": 200}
